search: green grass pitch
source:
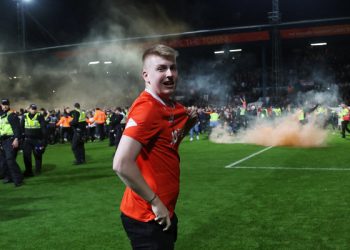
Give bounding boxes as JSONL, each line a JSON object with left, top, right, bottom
{"left": 1, "top": 133, "right": 350, "bottom": 249}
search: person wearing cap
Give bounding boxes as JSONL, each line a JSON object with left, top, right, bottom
{"left": 0, "top": 98, "right": 24, "bottom": 187}
{"left": 69, "top": 102, "right": 87, "bottom": 165}
{"left": 21, "top": 104, "right": 47, "bottom": 176}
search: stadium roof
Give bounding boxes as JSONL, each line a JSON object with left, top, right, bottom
{"left": 0, "top": 0, "right": 349, "bottom": 52}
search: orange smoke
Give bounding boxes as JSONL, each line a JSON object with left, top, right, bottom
{"left": 209, "top": 114, "right": 328, "bottom": 147}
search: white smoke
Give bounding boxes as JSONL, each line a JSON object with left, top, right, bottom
{"left": 0, "top": 0, "right": 189, "bottom": 111}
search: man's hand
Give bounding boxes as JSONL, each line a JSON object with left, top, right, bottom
{"left": 12, "top": 138, "right": 19, "bottom": 149}
{"left": 113, "top": 136, "right": 172, "bottom": 230}
{"left": 151, "top": 196, "right": 171, "bottom": 231}
{"left": 187, "top": 107, "right": 198, "bottom": 121}
{"left": 182, "top": 108, "right": 198, "bottom": 137}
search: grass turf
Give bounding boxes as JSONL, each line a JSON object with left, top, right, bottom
{"left": 1, "top": 132, "right": 350, "bottom": 249}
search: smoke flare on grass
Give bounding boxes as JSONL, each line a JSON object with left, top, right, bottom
{"left": 209, "top": 88, "right": 340, "bottom": 147}
{"left": 210, "top": 114, "right": 329, "bottom": 147}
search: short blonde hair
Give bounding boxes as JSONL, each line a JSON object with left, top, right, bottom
{"left": 142, "top": 44, "right": 178, "bottom": 63}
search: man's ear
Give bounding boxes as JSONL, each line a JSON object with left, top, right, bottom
{"left": 142, "top": 70, "right": 148, "bottom": 82}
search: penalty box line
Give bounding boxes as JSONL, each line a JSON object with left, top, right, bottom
{"left": 224, "top": 146, "right": 350, "bottom": 171}
{"left": 224, "top": 146, "right": 274, "bottom": 169}
{"left": 231, "top": 166, "right": 350, "bottom": 171}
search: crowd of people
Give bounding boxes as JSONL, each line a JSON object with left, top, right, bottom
{"left": 43, "top": 105, "right": 128, "bottom": 147}
{"left": 187, "top": 100, "right": 350, "bottom": 140}
{"left": 1, "top": 96, "right": 349, "bottom": 188}
{"left": 0, "top": 98, "right": 129, "bottom": 188}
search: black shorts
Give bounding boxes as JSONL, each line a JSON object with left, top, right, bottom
{"left": 121, "top": 213, "right": 178, "bottom": 250}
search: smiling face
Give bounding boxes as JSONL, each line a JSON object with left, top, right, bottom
{"left": 142, "top": 54, "right": 178, "bottom": 100}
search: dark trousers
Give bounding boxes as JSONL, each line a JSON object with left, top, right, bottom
{"left": 71, "top": 130, "right": 85, "bottom": 163}
{"left": 341, "top": 120, "right": 350, "bottom": 138}
{"left": 0, "top": 138, "right": 23, "bottom": 185}
{"left": 114, "top": 126, "right": 123, "bottom": 149}
{"left": 47, "top": 126, "right": 58, "bottom": 144}
{"left": 105, "top": 124, "right": 110, "bottom": 135}
{"left": 96, "top": 123, "right": 105, "bottom": 140}
{"left": 121, "top": 213, "right": 177, "bottom": 250}
{"left": 0, "top": 153, "right": 5, "bottom": 178}
{"left": 23, "top": 138, "right": 43, "bottom": 173}
{"left": 108, "top": 130, "right": 115, "bottom": 146}
{"left": 87, "top": 127, "right": 96, "bottom": 142}
{"left": 60, "top": 127, "right": 72, "bottom": 143}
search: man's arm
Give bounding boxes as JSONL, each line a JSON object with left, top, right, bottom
{"left": 20, "top": 114, "right": 25, "bottom": 136}
{"left": 39, "top": 114, "right": 48, "bottom": 145}
{"left": 69, "top": 111, "right": 79, "bottom": 126}
{"left": 8, "top": 113, "right": 21, "bottom": 148}
{"left": 113, "top": 135, "right": 172, "bottom": 231}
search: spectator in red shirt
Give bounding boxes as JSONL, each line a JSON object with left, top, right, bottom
{"left": 113, "top": 44, "right": 197, "bottom": 249}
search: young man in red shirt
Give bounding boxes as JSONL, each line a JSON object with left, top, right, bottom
{"left": 113, "top": 44, "right": 197, "bottom": 249}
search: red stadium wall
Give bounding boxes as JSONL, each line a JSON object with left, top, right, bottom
{"left": 53, "top": 23, "right": 350, "bottom": 59}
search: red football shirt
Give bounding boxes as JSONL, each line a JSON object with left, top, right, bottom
{"left": 120, "top": 89, "right": 189, "bottom": 222}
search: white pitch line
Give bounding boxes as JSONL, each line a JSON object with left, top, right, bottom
{"left": 224, "top": 146, "right": 274, "bottom": 168}
{"left": 233, "top": 166, "right": 350, "bottom": 171}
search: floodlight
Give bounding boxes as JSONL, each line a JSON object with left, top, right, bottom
{"left": 310, "top": 43, "right": 327, "bottom": 46}
{"left": 229, "top": 49, "right": 242, "bottom": 52}
{"left": 88, "top": 61, "right": 100, "bottom": 65}
{"left": 214, "top": 51, "right": 225, "bottom": 54}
